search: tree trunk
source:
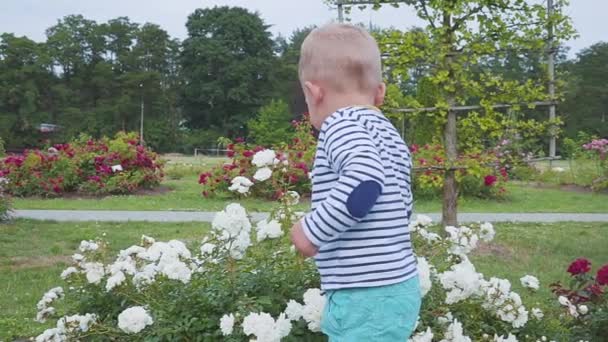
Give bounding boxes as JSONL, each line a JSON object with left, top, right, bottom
{"left": 441, "top": 5, "right": 458, "bottom": 227}
{"left": 442, "top": 107, "right": 458, "bottom": 227}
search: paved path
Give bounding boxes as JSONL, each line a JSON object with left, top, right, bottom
{"left": 12, "top": 210, "right": 608, "bottom": 223}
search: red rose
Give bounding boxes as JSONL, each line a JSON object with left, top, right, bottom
{"left": 587, "top": 284, "right": 604, "bottom": 296}
{"left": 484, "top": 175, "right": 498, "bottom": 186}
{"left": 596, "top": 264, "right": 608, "bottom": 285}
{"left": 52, "top": 185, "right": 61, "bottom": 193}
{"left": 243, "top": 150, "right": 254, "bottom": 158}
{"left": 227, "top": 150, "right": 235, "bottom": 158}
{"left": 568, "top": 258, "right": 591, "bottom": 275}
{"left": 293, "top": 137, "right": 301, "bottom": 144}
{"left": 433, "top": 156, "right": 444, "bottom": 163}
{"left": 227, "top": 144, "right": 235, "bottom": 150}
{"left": 288, "top": 174, "right": 298, "bottom": 184}
{"left": 500, "top": 167, "right": 508, "bottom": 179}
{"left": 418, "top": 158, "right": 427, "bottom": 165}
{"left": 235, "top": 137, "right": 245, "bottom": 143}
{"left": 253, "top": 146, "right": 264, "bottom": 153}
{"left": 296, "top": 151, "right": 304, "bottom": 159}
{"left": 239, "top": 168, "right": 246, "bottom": 175}
{"left": 410, "top": 144, "right": 419, "bottom": 154}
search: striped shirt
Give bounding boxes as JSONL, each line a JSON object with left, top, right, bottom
{"left": 302, "top": 106, "right": 417, "bottom": 291}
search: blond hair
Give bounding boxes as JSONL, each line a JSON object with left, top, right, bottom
{"left": 299, "top": 23, "right": 382, "bottom": 93}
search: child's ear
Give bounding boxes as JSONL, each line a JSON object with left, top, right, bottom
{"left": 374, "top": 83, "right": 386, "bottom": 107}
{"left": 303, "top": 81, "right": 323, "bottom": 106}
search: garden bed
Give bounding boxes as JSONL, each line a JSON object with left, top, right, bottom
{"left": 1, "top": 219, "right": 606, "bottom": 340}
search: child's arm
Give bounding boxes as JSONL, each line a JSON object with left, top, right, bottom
{"left": 293, "top": 119, "right": 385, "bottom": 254}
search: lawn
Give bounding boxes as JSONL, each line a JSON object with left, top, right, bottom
{"left": 1, "top": 220, "right": 606, "bottom": 340}
{"left": 11, "top": 177, "right": 608, "bottom": 213}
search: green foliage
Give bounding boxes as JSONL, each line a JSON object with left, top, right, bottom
{"left": 180, "top": 6, "right": 277, "bottom": 136}
{"left": 0, "top": 137, "right": 5, "bottom": 157}
{"left": 248, "top": 100, "right": 294, "bottom": 147}
{"left": 561, "top": 43, "right": 608, "bottom": 139}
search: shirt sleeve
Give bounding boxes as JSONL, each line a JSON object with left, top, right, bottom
{"left": 301, "top": 118, "right": 385, "bottom": 248}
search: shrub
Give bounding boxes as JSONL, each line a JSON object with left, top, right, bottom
{"left": 0, "top": 176, "right": 11, "bottom": 222}
{"left": 582, "top": 138, "right": 608, "bottom": 192}
{"left": 31, "top": 199, "right": 572, "bottom": 341}
{"left": 550, "top": 258, "right": 608, "bottom": 340}
{"left": 0, "top": 132, "right": 164, "bottom": 197}
{"left": 412, "top": 143, "right": 509, "bottom": 199}
{"left": 200, "top": 116, "right": 315, "bottom": 199}
{"left": 0, "top": 136, "right": 5, "bottom": 157}
{"left": 248, "top": 100, "right": 294, "bottom": 147}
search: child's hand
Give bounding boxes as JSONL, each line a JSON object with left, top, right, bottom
{"left": 291, "top": 220, "right": 318, "bottom": 257}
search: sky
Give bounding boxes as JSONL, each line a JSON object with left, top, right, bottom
{"left": 0, "top": 0, "right": 605, "bottom": 57}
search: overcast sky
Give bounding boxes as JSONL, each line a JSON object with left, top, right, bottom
{"left": 0, "top": 0, "right": 604, "bottom": 57}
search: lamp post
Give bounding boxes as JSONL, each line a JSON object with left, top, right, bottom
{"left": 139, "top": 83, "right": 144, "bottom": 145}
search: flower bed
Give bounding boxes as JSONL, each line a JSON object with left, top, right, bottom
{"left": 199, "top": 117, "right": 316, "bottom": 199}
{"left": 0, "top": 132, "right": 164, "bottom": 197}
{"left": 28, "top": 193, "right": 600, "bottom": 341}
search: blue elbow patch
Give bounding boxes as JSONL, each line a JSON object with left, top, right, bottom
{"left": 346, "top": 180, "right": 382, "bottom": 218}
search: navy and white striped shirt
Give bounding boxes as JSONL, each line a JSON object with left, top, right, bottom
{"left": 302, "top": 106, "right": 417, "bottom": 290}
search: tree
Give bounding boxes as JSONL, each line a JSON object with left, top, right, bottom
{"left": 248, "top": 99, "right": 293, "bottom": 146}
{"left": 274, "top": 26, "right": 316, "bottom": 116}
{"left": 0, "top": 33, "right": 55, "bottom": 147}
{"left": 331, "top": 0, "right": 575, "bottom": 226}
{"left": 180, "top": 6, "right": 277, "bottom": 136}
{"left": 561, "top": 43, "right": 608, "bottom": 138}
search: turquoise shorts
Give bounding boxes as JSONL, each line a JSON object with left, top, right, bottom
{"left": 321, "top": 276, "right": 421, "bottom": 342}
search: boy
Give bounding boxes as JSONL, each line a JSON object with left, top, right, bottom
{"left": 290, "top": 23, "right": 421, "bottom": 341}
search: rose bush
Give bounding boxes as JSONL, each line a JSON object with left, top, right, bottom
{"left": 412, "top": 143, "right": 509, "bottom": 199}
{"left": 0, "top": 176, "right": 11, "bottom": 222}
{"left": 550, "top": 258, "right": 608, "bottom": 341}
{"left": 31, "top": 194, "right": 579, "bottom": 341}
{"left": 582, "top": 138, "right": 608, "bottom": 191}
{"left": 199, "top": 116, "right": 316, "bottom": 199}
{"left": 0, "top": 132, "right": 164, "bottom": 197}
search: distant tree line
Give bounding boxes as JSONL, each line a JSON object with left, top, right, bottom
{"left": 0, "top": 6, "right": 605, "bottom": 153}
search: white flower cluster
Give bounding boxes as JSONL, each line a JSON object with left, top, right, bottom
{"left": 252, "top": 149, "right": 279, "bottom": 168}
{"left": 220, "top": 288, "right": 325, "bottom": 340}
{"left": 417, "top": 256, "right": 434, "bottom": 297}
{"left": 229, "top": 176, "right": 254, "bottom": 194}
{"left": 520, "top": 275, "right": 540, "bottom": 291}
{"left": 493, "top": 333, "right": 518, "bottom": 342}
{"left": 445, "top": 226, "right": 479, "bottom": 255}
{"left": 409, "top": 327, "right": 433, "bottom": 342}
{"left": 211, "top": 203, "right": 252, "bottom": 259}
{"left": 35, "top": 313, "right": 97, "bottom": 342}
{"left": 438, "top": 258, "right": 485, "bottom": 304}
{"left": 440, "top": 319, "right": 472, "bottom": 342}
{"left": 250, "top": 149, "right": 281, "bottom": 185}
{"left": 117, "top": 306, "right": 154, "bottom": 334}
{"left": 220, "top": 313, "right": 236, "bottom": 336}
{"left": 78, "top": 240, "right": 99, "bottom": 252}
{"left": 36, "top": 287, "right": 64, "bottom": 323}
{"left": 256, "top": 218, "right": 283, "bottom": 242}
{"left": 242, "top": 312, "right": 292, "bottom": 342}
{"left": 558, "top": 296, "right": 580, "bottom": 318}
{"left": 480, "top": 278, "right": 529, "bottom": 328}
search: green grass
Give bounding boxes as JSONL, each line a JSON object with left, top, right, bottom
{"left": 530, "top": 158, "right": 604, "bottom": 188}
{"left": 12, "top": 179, "right": 608, "bottom": 213}
{"left": 470, "top": 222, "right": 608, "bottom": 308}
{"left": 1, "top": 220, "right": 606, "bottom": 339}
{"left": 0, "top": 220, "right": 210, "bottom": 340}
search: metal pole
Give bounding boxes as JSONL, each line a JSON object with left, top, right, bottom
{"left": 337, "top": 1, "right": 344, "bottom": 23}
{"left": 139, "top": 83, "right": 144, "bottom": 145}
{"left": 547, "top": 0, "right": 556, "bottom": 161}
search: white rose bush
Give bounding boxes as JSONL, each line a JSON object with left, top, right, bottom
{"left": 33, "top": 202, "right": 577, "bottom": 341}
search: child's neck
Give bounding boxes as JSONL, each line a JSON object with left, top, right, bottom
{"left": 315, "top": 93, "right": 376, "bottom": 128}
